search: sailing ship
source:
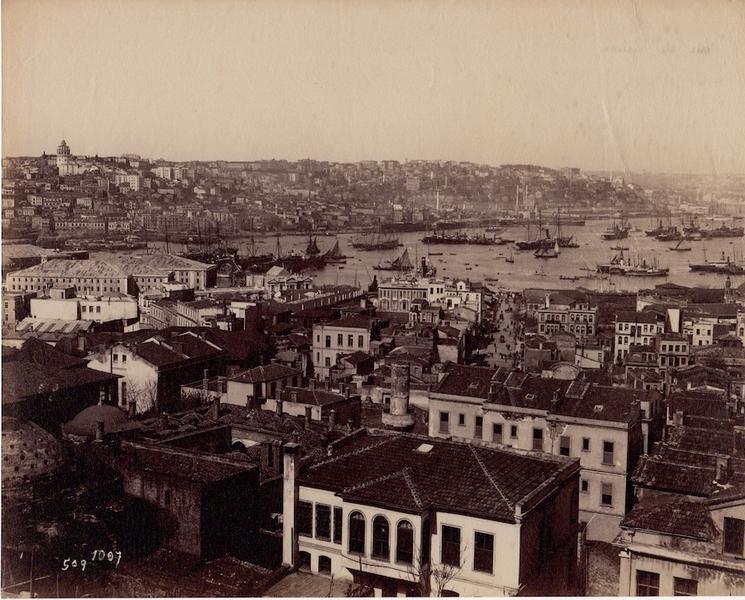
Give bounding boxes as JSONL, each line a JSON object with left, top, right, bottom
{"left": 420, "top": 231, "right": 501, "bottom": 245}
{"left": 645, "top": 219, "right": 667, "bottom": 237}
{"left": 323, "top": 239, "right": 347, "bottom": 264}
{"left": 689, "top": 250, "right": 745, "bottom": 274}
{"left": 555, "top": 210, "right": 579, "bottom": 248}
{"left": 655, "top": 227, "right": 682, "bottom": 241}
{"left": 534, "top": 241, "right": 560, "bottom": 259}
{"left": 515, "top": 209, "right": 555, "bottom": 250}
{"left": 373, "top": 248, "right": 414, "bottom": 272}
{"left": 351, "top": 231, "right": 400, "bottom": 250}
{"left": 669, "top": 239, "right": 692, "bottom": 252}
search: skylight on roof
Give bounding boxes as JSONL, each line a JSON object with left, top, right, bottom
{"left": 414, "top": 443, "right": 434, "bottom": 454}
{"left": 594, "top": 404, "right": 604, "bottom": 413}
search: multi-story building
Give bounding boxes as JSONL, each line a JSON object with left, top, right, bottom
{"left": 312, "top": 316, "right": 373, "bottom": 380}
{"left": 428, "top": 365, "right": 646, "bottom": 541}
{"left": 616, "top": 493, "right": 745, "bottom": 595}
{"left": 377, "top": 277, "right": 482, "bottom": 321}
{"left": 536, "top": 293, "right": 598, "bottom": 340}
{"left": 656, "top": 333, "right": 690, "bottom": 370}
{"left": 2, "top": 291, "right": 36, "bottom": 330}
{"left": 114, "top": 172, "right": 142, "bottom": 192}
{"left": 245, "top": 266, "right": 313, "bottom": 295}
{"left": 285, "top": 431, "right": 581, "bottom": 596}
{"left": 29, "top": 290, "right": 138, "bottom": 324}
{"left": 614, "top": 311, "right": 663, "bottom": 360}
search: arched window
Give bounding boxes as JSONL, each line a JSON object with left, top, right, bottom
{"left": 349, "top": 512, "right": 365, "bottom": 554}
{"left": 396, "top": 520, "right": 414, "bottom": 564}
{"left": 372, "top": 516, "right": 390, "bottom": 560}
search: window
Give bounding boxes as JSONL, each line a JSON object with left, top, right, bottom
{"left": 492, "top": 423, "right": 503, "bottom": 444}
{"left": 121, "top": 381, "right": 127, "bottom": 404}
{"left": 396, "top": 521, "right": 414, "bottom": 564}
{"left": 532, "top": 428, "right": 543, "bottom": 451}
{"left": 673, "top": 577, "right": 698, "bottom": 596}
{"left": 318, "top": 555, "right": 331, "bottom": 574}
{"left": 439, "top": 412, "right": 449, "bottom": 434}
{"left": 581, "top": 479, "right": 589, "bottom": 493}
{"left": 636, "top": 570, "right": 660, "bottom": 596}
{"left": 96, "top": 306, "right": 101, "bottom": 313}
{"left": 122, "top": 354, "right": 127, "bottom": 363}
{"left": 333, "top": 507, "right": 342, "bottom": 544}
{"left": 324, "top": 357, "right": 330, "bottom": 367}
{"left": 560, "top": 435, "right": 571, "bottom": 456}
{"left": 347, "top": 334, "right": 353, "bottom": 347}
{"left": 458, "top": 413, "right": 465, "bottom": 426}
{"left": 724, "top": 517, "right": 745, "bottom": 555}
{"left": 298, "top": 501, "right": 313, "bottom": 537}
{"left": 315, "top": 504, "right": 331, "bottom": 540}
{"left": 475, "top": 416, "right": 483, "bottom": 439}
{"left": 441, "top": 525, "right": 460, "bottom": 566}
{"left": 325, "top": 335, "right": 331, "bottom": 348}
{"left": 337, "top": 334, "right": 343, "bottom": 346}
{"left": 372, "top": 516, "right": 390, "bottom": 560}
{"left": 349, "top": 512, "right": 365, "bottom": 554}
{"left": 603, "top": 441, "right": 614, "bottom": 465}
{"left": 113, "top": 353, "right": 119, "bottom": 362}
{"left": 510, "top": 424, "right": 518, "bottom": 439}
{"left": 81, "top": 305, "right": 87, "bottom": 312}
{"left": 358, "top": 335, "right": 364, "bottom": 348}
{"left": 582, "top": 437, "right": 590, "bottom": 452}
{"left": 601, "top": 483, "right": 613, "bottom": 507}
{"left": 473, "top": 532, "right": 494, "bottom": 573}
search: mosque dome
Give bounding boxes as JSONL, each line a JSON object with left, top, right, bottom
{"left": 2, "top": 417, "right": 64, "bottom": 489}
{"left": 62, "top": 402, "right": 132, "bottom": 438}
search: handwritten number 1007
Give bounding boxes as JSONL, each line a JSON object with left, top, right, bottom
{"left": 61, "top": 551, "right": 122, "bottom": 571}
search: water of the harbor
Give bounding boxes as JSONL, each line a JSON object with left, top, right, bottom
{"left": 105, "top": 217, "right": 745, "bottom": 293}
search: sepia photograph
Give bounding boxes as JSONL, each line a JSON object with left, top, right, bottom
{"left": 2, "top": 0, "right": 745, "bottom": 597}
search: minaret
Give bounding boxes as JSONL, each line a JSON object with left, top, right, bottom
{"left": 382, "top": 364, "right": 415, "bottom": 431}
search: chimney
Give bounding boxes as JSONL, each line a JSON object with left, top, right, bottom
{"left": 202, "top": 368, "right": 209, "bottom": 391}
{"left": 488, "top": 382, "right": 498, "bottom": 402}
{"left": 382, "top": 364, "right": 415, "bottom": 430}
{"left": 213, "top": 395, "right": 221, "bottom": 419}
{"left": 305, "top": 406, "right": 312, "bottom": 427}
{"left": 328, "top": 409, "right": 337, "bottom": 431}
{"left": 309, "top": 379, "right": 316, "bottom": 390}
{"left": 673, "top": 410, "right": 684, "bottom": 427}
{"left": 263, "top": 441, "right": 273, "bottom": 470}
{"left": 551, "top": 389, "right": 559, "bottom": 412}
{"left": 325, "top": 379, "right": 332, "bottom": 391}
{"left": 276, "top": 396, "right": 284, "bottom": 416}
{"left": 716, "top": 456, "right": 730, "bottom": 482}
{"left": 345, "top": 386, "right": 351, "bottom": 400}
{"left": 128, "top": 399, "right": 137, "bottom": 419}
{"left": 95, "top": 419, "right": 105, "bottom": 442}
{"left": 545, "top": 293, "right": 550, "bottom": 309}
{"left": 273, "top": 439, "right": 283, "bottom": 474}
{"left": 246, "top": 394, "right": 255, "bottom": 411}
{"left": 282, "top": 442, "right": 301, "bottom": 567}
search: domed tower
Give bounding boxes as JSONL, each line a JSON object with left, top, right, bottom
{"left": 56, "top": 139, "right": 71, "bottom": 175}
{"left": 382, "top": 364, "right": 415, "bottom": 431}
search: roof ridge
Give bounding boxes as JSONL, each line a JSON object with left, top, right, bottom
{"left": 308, "top": 436, "right": 395, "bottom": 471}
{"left": 402, "top": 466, "right": 424, "bottom": 508}
{"left": 343, "top": 468, "right": 408, "bottom": 494}
{"left": 469, "top": 445, "right": 514, "bottom": 512}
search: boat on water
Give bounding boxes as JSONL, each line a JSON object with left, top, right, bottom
{"left": 597, "top": 249, "right": 668, "bottom": 277}
{"left": 485, "top": 226, "right": 502, "bottom": 233}
{"left": 655, "top": 228, "right": 682, "bottom": 242}
{"left": 421, "top": 231, "right": 502, "bottom": 245}
{"left": 602, "top": 223, "right": 630, "bottom": 241}
{"left": 534, "top": 241, "right": 560, "bottom": 259}
{"left": 429, "top": 252, "right": 444, "bottom": 256}
{"left": 669, "top": 239, "right": 692, "bottom": 252}
{"left": 610, "top": 245, "right": 629, "bottom": 251}
{"left": 689, "top": 250, "right": 745, "bottom": 274}
{"left": 351, "top": 231, "right": 400, "bottom": 250}
{"left": 645, "top": 219, "right": 668, "bottom": 237}
{"left": 323, "top": 239, "right": 348, "bottom": 263}
{"left": 560, "top": 275, "right": 580, "bottom": 282}
{"left": 703, "top": 224, "right": 745, "bottom": 238}
{"left": 373, "top": 248, "right": 414, "bottom": 272}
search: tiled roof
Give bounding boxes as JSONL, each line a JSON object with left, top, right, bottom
{"left": 340, "top": 351, "right": 373, "bottom": 366}
{"left": 669, "top": 391, "right": 730, "bottom": 421}
{"left": 135, "top": 342, "right": 188, "bottom": 367}
{"left": 615, "top": 311, "right": 658, "bottom": 324}
{"left": 281, "top": 387, "right": 348, "bottom": 406}
{"left": 321, "top": 315, "right": 373, "bottom": 330}
{"left": 554, "top": 385, "right": 643, "bottom": 423}
{"left": 106, "top": 442, "right": 254, "bottom": 484}
{"left": 2, "top": 362, "right": 119, "bottom": 404}
{"left": 230, "top": 363, "right": 301, "bottom": 383}
{"left": 621, "top": 501, "right": 716, "bottom": 540}
{"left": 300, "top": 432, "right": 577, "bottom": 521}
{"left": 433, "top": 364, "right": 499, "bottom": 398}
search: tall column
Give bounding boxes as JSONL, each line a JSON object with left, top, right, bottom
{"left": 282, "top": 442, "right": 300, "bottom": 567}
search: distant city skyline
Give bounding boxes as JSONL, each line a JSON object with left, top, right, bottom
{"left": 4, "top": 0, "right": 745, "bottom": 175}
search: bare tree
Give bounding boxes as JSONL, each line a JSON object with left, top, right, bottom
{"left": 124, "top": 379, "right": 160, "bottom": 414}
{"left": 405, "top": 543, "right": 467, "bottom": 597}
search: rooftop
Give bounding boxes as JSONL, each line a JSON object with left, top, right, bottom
{"left": 300, "top": 431, "right": 578, "bottom": 521}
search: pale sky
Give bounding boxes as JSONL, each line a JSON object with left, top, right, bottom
{"left": 3, "top": 0, "right": 745, "bottom": 173}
